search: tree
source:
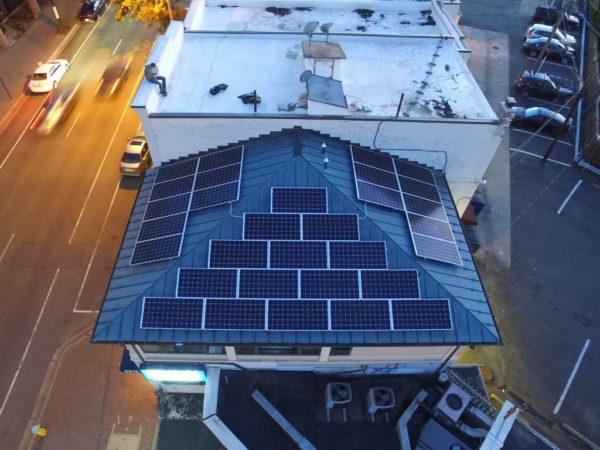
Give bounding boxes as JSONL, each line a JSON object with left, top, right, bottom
{"left": 115, "top": 0, "right": 185, "bottom": 29}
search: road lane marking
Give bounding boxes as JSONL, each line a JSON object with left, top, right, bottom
{"left": 554, "top": 339, "right": 591, "bottom": 414}
{"left": 65, "top": 111, "right": 82, "bottom": 138}
{"left": 509, "top": 147, "right": 572, "bottom": 167}
{"left": 511, "top": 128, "right": 574, "bottom": 146}
{"left": 68, "top": 69, "right": 144, "bottom": 244}
{"left": 0, "top": 268, "right": 60, "bottom": 419}
{"left": 0, "top": 233, "right": 15, "bottom": 263}
{"left": 70, "top": 3, "right": 113, "bottom": 63}
{"left": 113, "top": 38, "right": 123, "bottom": 55}
{"left": 557, "top": 180, "right": 583, "bottom": 214}
{"left": 73, "top": 181, "right": 120, "bottom": 313}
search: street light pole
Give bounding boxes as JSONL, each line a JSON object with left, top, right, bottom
{"left": 0, "top": 75, "right": 12, "bottom": 99}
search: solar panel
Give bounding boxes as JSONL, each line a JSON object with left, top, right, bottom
{"left": 137, "top": 212, "right": 187, "bottom": 242}
{"left": 398, "top": 176, "right": 441, "bottom": 203}
{"left": 330, "top": 300, "right": 391, "bottom": 330}
{"left": 209, "top": 240, "right": 267, "bottom": 268}
{"left": 354, "top": 163, "right": 399, "bottom": 189}
{"left": 190, "top": 182, "right": 239, "bottom": 211}
{"left": 351, "top": 145, "right": 394, "bottom": 172}
{"left": 271, "top": 188, "right": 327, "bottom": 213}
{"left": 150, "top": 175, "right": 195, "bottom": 201}
{"left": 198, "top": 146, "right": 243, "bottom": 172}
{"left": 239, "top": 269, "right": 298, "bottom": 298}
{"left": 204, "top": 298, "right": 265, "bottom": 330}
{"left": 302, "top": 214, "right": 359, "bottom": 241}
{"left": 407, "top": 213, "right": 454, "bottom": 242}
{"left": 131, "top": 234, "right": 183, "bottom": 265}
{"left": 195, "top": 164, "right": 241, "bottom": 190}
{"left": 402, "top": 194, "right": 446, "bottom": 222}
{"left": 301, "top": 270, "right": 359, "bottom": 299}
{"left": 270, "top": 241, "right": 327, "bottom": 268}
{"left": 268, "top": 300, "right": 328, "bottom": 330}
{"left": 394, "top": 159, "right": 436, "bottom": 185}
{"left": 244, "top": 214, "right": 301, "bottom": 240}
{"left": 361, "top": 270, "right": 420, "bottom": 299}
{"left": 356, "top": 181, "right": 404, "bottom": 211}
{"left": 177, "top": 268, "right": 237, "bottom": 298}
{"left": 329, "top": 242, "right": 387, "bottom": 269}
{"left": 141, "top": 297, "right": 203, "bottom": 329}
{"left": 391, "top": 299, "right": 452, "bottom": 330}
{"left": 144, "top": 193, "right": 191, "bottom": 221}
{"left": 155, "top": 158, "right": 199, "bottom": 184}
{"left": 411, "top": 233, "right": 462, "bottom": 266}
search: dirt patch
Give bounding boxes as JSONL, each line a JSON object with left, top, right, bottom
{"left": 354, "top": 8, "right": 374, "bottom": 20}
{"left": 265, "top": 7, "right": 291, "bottom": 17}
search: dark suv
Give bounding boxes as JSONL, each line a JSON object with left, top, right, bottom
{"left": 78, "top": 0, "right": 107, "bottom": 22}
{"left": 532, "top": 5, "right": 580, "bottom": 30}
{"left": 516, "top": 70, "right": 574, "bottom": 100}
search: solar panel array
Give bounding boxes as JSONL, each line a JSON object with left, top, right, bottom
{"left": 350, "top": 145, "right": 462, "bottom": 266}
{"left": 141, "top": 186, "right": 453, "bottom": 332}
{"left": 131, "top": 146, "right": 243, "bottom": 265}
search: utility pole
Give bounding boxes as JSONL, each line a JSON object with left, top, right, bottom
{"left": 49, "top": 0, "right": 69, "bottom": 33}
{"left": 542, "top": 87, "right": 583, "bottom": 163}
{"left": 531, "top": 2, "right": 566, "bottom": 73}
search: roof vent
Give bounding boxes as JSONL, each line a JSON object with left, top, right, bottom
{"left": 436, "top": 383, "right": 471, "bottom": 423}
{"left": 367, "top": 387, "right": 395, "bottom": 422}
{"left": 325, "top": 383, "right": 351, "bottom": 422}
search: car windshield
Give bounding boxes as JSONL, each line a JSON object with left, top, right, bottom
{"left": 32, "top": 73, "right": 47, "bottom": 80}
{"left": 129, "top": 140, "right": 144, "bottom": 146}
{"left": 122, "top": 152, "right": 140, "bottom": 163}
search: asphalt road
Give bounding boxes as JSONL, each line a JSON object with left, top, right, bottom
{"left": 0, "top": 9, "right": 158, "bottom": 449}
{"left": 461, "top": 0, "right": 600, "bottom": 447}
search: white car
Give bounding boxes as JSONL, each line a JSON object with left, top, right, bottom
{"left": 121, "top": 137, "right": 152, "bottom": 176}
{"left": 29, "top": 59, "right": 70, "bottom": 93}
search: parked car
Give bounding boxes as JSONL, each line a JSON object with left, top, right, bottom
{"left": 532, "top": 5, "right": 580, "bottom": 30}
{"left": 121, "top": 137, "right": 152, "bottom": 176}
{"left": 29, "top": 59, "right": 69, "bottom": 93}
{"left": 511, "top": 106, "right": 571, "bottom": 135}
{"left": 96, "top": 57, "right": 132, "bottom": 98}
{"left": 522, "top": 37, "right": 574, "bottom": 59}
{"left": 78, "top": 0, "right": 107, "bottom": 22}
{"left": 30, "top": 84, "right": 80, "bottom": 134}
{"left": 525, "top": 24, "right": 577, "bottom": 46}
{"left": 515, "top": 70, "right": 574, "bottom": 100}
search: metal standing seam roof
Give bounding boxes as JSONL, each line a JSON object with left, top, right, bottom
{"left": 92, "top": 128, "right": 500, "bottom": 346}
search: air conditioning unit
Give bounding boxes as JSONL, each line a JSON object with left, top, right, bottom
{"left": 367, "top": 387, "right": 395, "bottom": 422}
{"left": 325, "top": 383, "right": 351, "bottom": 422}
{"left": 435, "top": 383, "right": 471, "bottom": 423}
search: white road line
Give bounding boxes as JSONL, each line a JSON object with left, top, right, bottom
{"left": 112, "top": 38, "right": 122, "bottom": 55}
{"left": 509, "top": 147, "right": 572, "bottom": 167}
{"left": 554, "top": 339, "right": 591, "bottom": 414}
{"left": 527, "top": 57, "right": 575, "bottom": 69}
{"left": 68, "top": 70, "right": 144, "bottom": 244}
{"left": 0, "top": 268, "right": 60, "bottom": 418}
{"left": 523, "top": 97, "right": 568, "bottom": 108}
{"left": 70, "top": 3, "right": 113, "bottom": 63}
{"left": 557, "top": 180, "right": 583, "bottom": 214}
{"left": 73, "top": 181, "right": 120, "bottom": 313}
{"left": 65, "top": 111, "right": 82, "bottom": 138}
{"left": 511, "top": 128, "right": 574, "bottom": 146}
{"left": 0, "top": 233, "right": 15, "bottom": 263}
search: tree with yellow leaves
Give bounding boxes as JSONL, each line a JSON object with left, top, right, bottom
{"left": 115, "top": 0, "right": 186, "bottom": 29}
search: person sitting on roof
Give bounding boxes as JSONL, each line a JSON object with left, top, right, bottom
{"left": 144, "top": 62, "right": 167, "bottom": 97}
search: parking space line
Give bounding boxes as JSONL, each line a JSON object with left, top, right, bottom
{"left": 0, "top": 233, "right": 15, "bottom": 263}
{"left": 527, "top": 57, "right": 575, "bottom": 69}
{"left": 554, "top": 339, "right": 591, "bottom": 414}
{"left": 511, "top": 128, "right": 573, "bottom": 146}
{"left": 557, "top": 180, "right": 583, "bottom": 214}
{"left": 526, "top": 97, "right": 570, "bottom": 108}
{"left": 65, "top": 111, "right": 81, "bottom": 138}
{"left": 510, "top": 147, "right": 571, "bottom": 167}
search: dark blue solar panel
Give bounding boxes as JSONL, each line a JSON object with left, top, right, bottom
{"left": 354, "top": 163, "right": 399, "bottom": 190}
{"left": 272, "top": 188, "right": 327, "bottom": 213}
{"left": 361, "top": 270, "right": 420, "bottom": 299}
{"left": 144, "top": 193, "right": 191, "bottom": 220}
{"left": 268, "top": 300, "right": 328, "bottom": 330}
{"left": 137, "top": 212, "right": 187, "bottom": 242}
{"left": 351, "top": 146, "right": 394, "bottom": 172}
{"left": 150, "top": 175, "right": 195, "bottom": 201}
{"left": 301, "top": 270, "right": 359, "bottom": 299}
{"left": 209, "top": 240, "right": 267, "bottom": 268}
{"left": 412, "top": 233, "right": 462, "bottom": 266}
{"left": 329, "top": 242, "right": 387, "bottom": 269}
{"left": 392, "top": 299, "right": 452, "bottom": 330}
{"left": 302, "top": 214, "right": 359, "bottom": 241}
{"left": 239, "top": 270, "right": 298, "bottom": 298}
{"left": 141, "top": 297, "right": 203, "bottom": 329}
{"left": 177, "top": 268, "right": 237, "bottom": 298}
{"left": 244, "top": 214, "right": 301, "bottom": 240}
{"left": 398, "top": 176, "right": 441, "bottom": 203}
{"left": 402, "top": 194, "right": 446, "bottom": 222}
{"left": 204, "top": 299, "right": 265, "bottom": 330}
{"left": 356, "top": 181, "right": 404, "bottom": 211}
{"left": 198, "top": 146, "right": 243, "bottom": 172}
{"left": 155, "top": 159, "right": 199, "bottom": 184}
{"left": 195, "top": 164, "right": 241, "bottom": 190}
{"left": 331, "top": 300, "right": 391, "bottom": 330}
{"left": 190, "top": 182, "right": 239, "bottom": 210}
{"left": 407, "top": 213, "right": 454, "bottom": 242}
{"left": 394, "top": 159, "right": 436, "bottom": 185}
{"left": 270, "top": 241, "right": 327, "bottom": 268}
{"left": 131, "top": 234, "right": 182, "bottom": 265}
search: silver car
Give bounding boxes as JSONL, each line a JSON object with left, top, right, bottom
{"left": 121, "top": 136, "right": 152, "bottom": 176}
{"left": 525, "top": 24, "right": 577, "bottom": 46}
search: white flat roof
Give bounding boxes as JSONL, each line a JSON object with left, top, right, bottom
{"left": 156, "top": 32, "right": 495, "bottom": 119}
